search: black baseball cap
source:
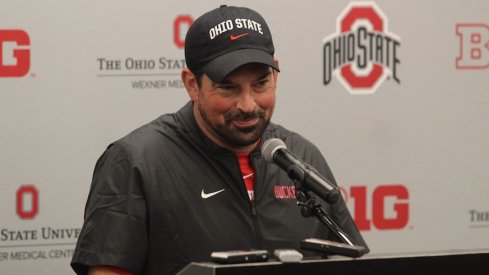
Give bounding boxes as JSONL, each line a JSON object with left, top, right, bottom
{"left": 185, "top": 5, "right": 280, "bottom": 83}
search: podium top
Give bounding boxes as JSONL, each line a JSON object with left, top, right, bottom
{"left": 178, "top": 249, "right": 489, "bottom": 275}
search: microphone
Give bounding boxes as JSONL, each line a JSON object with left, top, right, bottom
{"left": 261, "top": 138, "right": 340, "bottom": 204}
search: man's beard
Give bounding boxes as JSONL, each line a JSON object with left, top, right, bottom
{"left": 199, "top": 104, "right": 271, "bottom": 147}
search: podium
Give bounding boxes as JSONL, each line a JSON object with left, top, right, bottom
{"left": 177, "top": 249, "right": 489, "bottom": 275}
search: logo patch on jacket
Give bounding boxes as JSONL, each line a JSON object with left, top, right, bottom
{"left": 274, "top": 185, "right": 296, "bottom": 199}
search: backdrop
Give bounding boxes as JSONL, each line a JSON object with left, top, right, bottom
{"left": 2, "top": 0, "right": 489, "bottom": 273}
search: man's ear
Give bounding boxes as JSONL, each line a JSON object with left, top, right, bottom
{"left": 273, "top": 59, "right": 280, "bottom": 86}
{"left": 181, "top": 67, "right": 199, "bottom": 102}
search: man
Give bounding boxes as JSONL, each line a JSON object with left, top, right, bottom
{"left": 71, "top": 5, "right": 368, "bottom": 275}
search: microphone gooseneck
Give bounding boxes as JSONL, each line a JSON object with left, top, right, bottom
{"left": 261, "top": 138, "right": 340, "bottom": 204}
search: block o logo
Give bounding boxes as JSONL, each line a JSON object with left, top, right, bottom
{"left": 323, "top": 2, "right": 401, "bottom": 94}
{"left": 16, "top": 185, "right": 39, "bottom": 219}
{"left": 0, "top": 30, "right": 31, "bottom": 77}
{"left": 173, "top": 15, "right": 193, "bottom": 49}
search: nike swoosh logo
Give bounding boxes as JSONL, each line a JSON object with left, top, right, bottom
{"left": 230, "top": 33, "right": 249, "bottom": 41}
{"left": 201, "top": 189, "right": 225, "bottom": 199}
{"left": 243, "top": 173, "right": 254, "bottom": 180}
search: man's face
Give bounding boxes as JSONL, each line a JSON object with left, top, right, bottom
{"left": 193, "top": 63, "right": 278, "bottom": 152}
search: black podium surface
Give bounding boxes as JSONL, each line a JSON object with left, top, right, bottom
{"left": 177, "top": 249, "right": 489, "bottom": 275}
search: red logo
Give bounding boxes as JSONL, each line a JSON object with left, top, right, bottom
{"left": 0, "top": 29, "right": 30, "bottom": 77}
{"left": 322, "top": 2, "right": 401, "bottom": 94}
{"left": 173, "top": 15, "right": 193, "bottom": 49}
{"left": 16, "top": 185, "right": 39, "bottom": 219}
{"left": 341, "top": 184, "right": 409, "bottom": 231}
{"left": 274, "top": 185, "right": 296, "bottom": 199}
{"left": 456, "top": 23, "right": 489, "bottom": 69}
{"left": 230, "top": 33, "right": 249, "bottom": 41}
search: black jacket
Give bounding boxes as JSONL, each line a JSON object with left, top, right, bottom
{"left": 71, "top": 101, "right": 367, "bottom": 274}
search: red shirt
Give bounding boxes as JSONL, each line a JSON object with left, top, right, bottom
{"left": 237, "top": 154, "right": 255, "bottom": 202}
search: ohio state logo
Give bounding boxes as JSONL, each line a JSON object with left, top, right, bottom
{"left": 16, "top": 185, "right": 39, "bottom": 219}
{"left": 174, "top": 15, "right": 193, "bottom": 49}
{"left": 322, "top": 2, "right": 401, "bottom": 94}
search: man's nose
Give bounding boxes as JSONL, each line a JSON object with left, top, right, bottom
{"left": 236, "top": 88, "right": 256, "bottom": 113}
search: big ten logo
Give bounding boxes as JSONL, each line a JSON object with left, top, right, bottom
{"left": 0, "top": 29, "right": 31, "bottom": 77}
{"left": 341, "top": 184, "right": 409, "bottom": 231}
{"left": 16, "top": 185, "right": 39, "bottom": 219}
{"left": 173, "top": 15, "right": 193, "bottom": 49}
{"left": 456, "top": 24, "right": 489, "bottom": 69}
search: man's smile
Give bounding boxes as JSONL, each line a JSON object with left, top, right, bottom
{"left": 232, "top": 117, "right": 260, "bottom": 128}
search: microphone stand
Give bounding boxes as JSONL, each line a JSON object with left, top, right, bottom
{"left": 295, "top": 184, "right": 356, "bottom": 246}
{"left": 288, "top": 165, "right": 368, "bottom": 257}
{"left": 287, "top": 164, "right": 357, "bottom": 246}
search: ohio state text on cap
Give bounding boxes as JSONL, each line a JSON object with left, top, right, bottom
{"left": 185, "top": 5, "right": 280, "bottom": 83}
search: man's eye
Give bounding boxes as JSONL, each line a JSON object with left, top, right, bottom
{"left": 218, "top": 85, "right": 235, "bottom": 91}
{"left": 257, "top": 80, "right": 268, "bottom": 86}
{"left": 216, "top": 85, "right": 237, "bottom": 95}
{"left": 254, "top": 80, "right": 269, "bottom": 90}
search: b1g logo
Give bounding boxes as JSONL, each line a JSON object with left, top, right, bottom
{"left": 0, "top": 29, "right": 30, "bottom": 77}
{"left": 456, "top": 23, "right": 489, "bottom": 69}
{"left": 322, "top": 2, "right": 401, "bottom": 94}
{"left": 341, "top": 184, "right": 409, "bottom": 230}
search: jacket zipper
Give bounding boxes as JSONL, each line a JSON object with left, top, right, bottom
{"left": 251, "top": 201, "right": 257, "bottom": 216}
{"left": 249, "top": 153, "right": 263, "bottom": 248}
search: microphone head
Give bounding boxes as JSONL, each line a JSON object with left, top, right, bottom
{"left": 261, "top": 138, "right": 287, "bottom": 162}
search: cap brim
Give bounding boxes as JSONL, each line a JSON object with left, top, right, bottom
{"left": 203, "top": 49, "right": 280, "bottom": 83}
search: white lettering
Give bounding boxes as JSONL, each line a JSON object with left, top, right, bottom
{"left": 235, "top": 18, "right": 244, "bottom": 28}
{"left": 234, "top": 18, "right": 263, "bottom": 34}
{"left": 209, "top": 20, "right": 234, "bottom": 40}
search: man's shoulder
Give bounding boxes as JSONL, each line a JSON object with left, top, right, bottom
{"left": 119, "top": 114, "right": 177, "bottom": 146}
{"left": 97, "top": 102, "right": 196, "bottom": 165}
{"left": 266, "top": 122, "right": 317, "bottom": 150}
{"left": 115, "top": 101, "right": 194, "bottom": 150}
{"left": 104, "top": 112, "right": 187, "bottom": 163}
